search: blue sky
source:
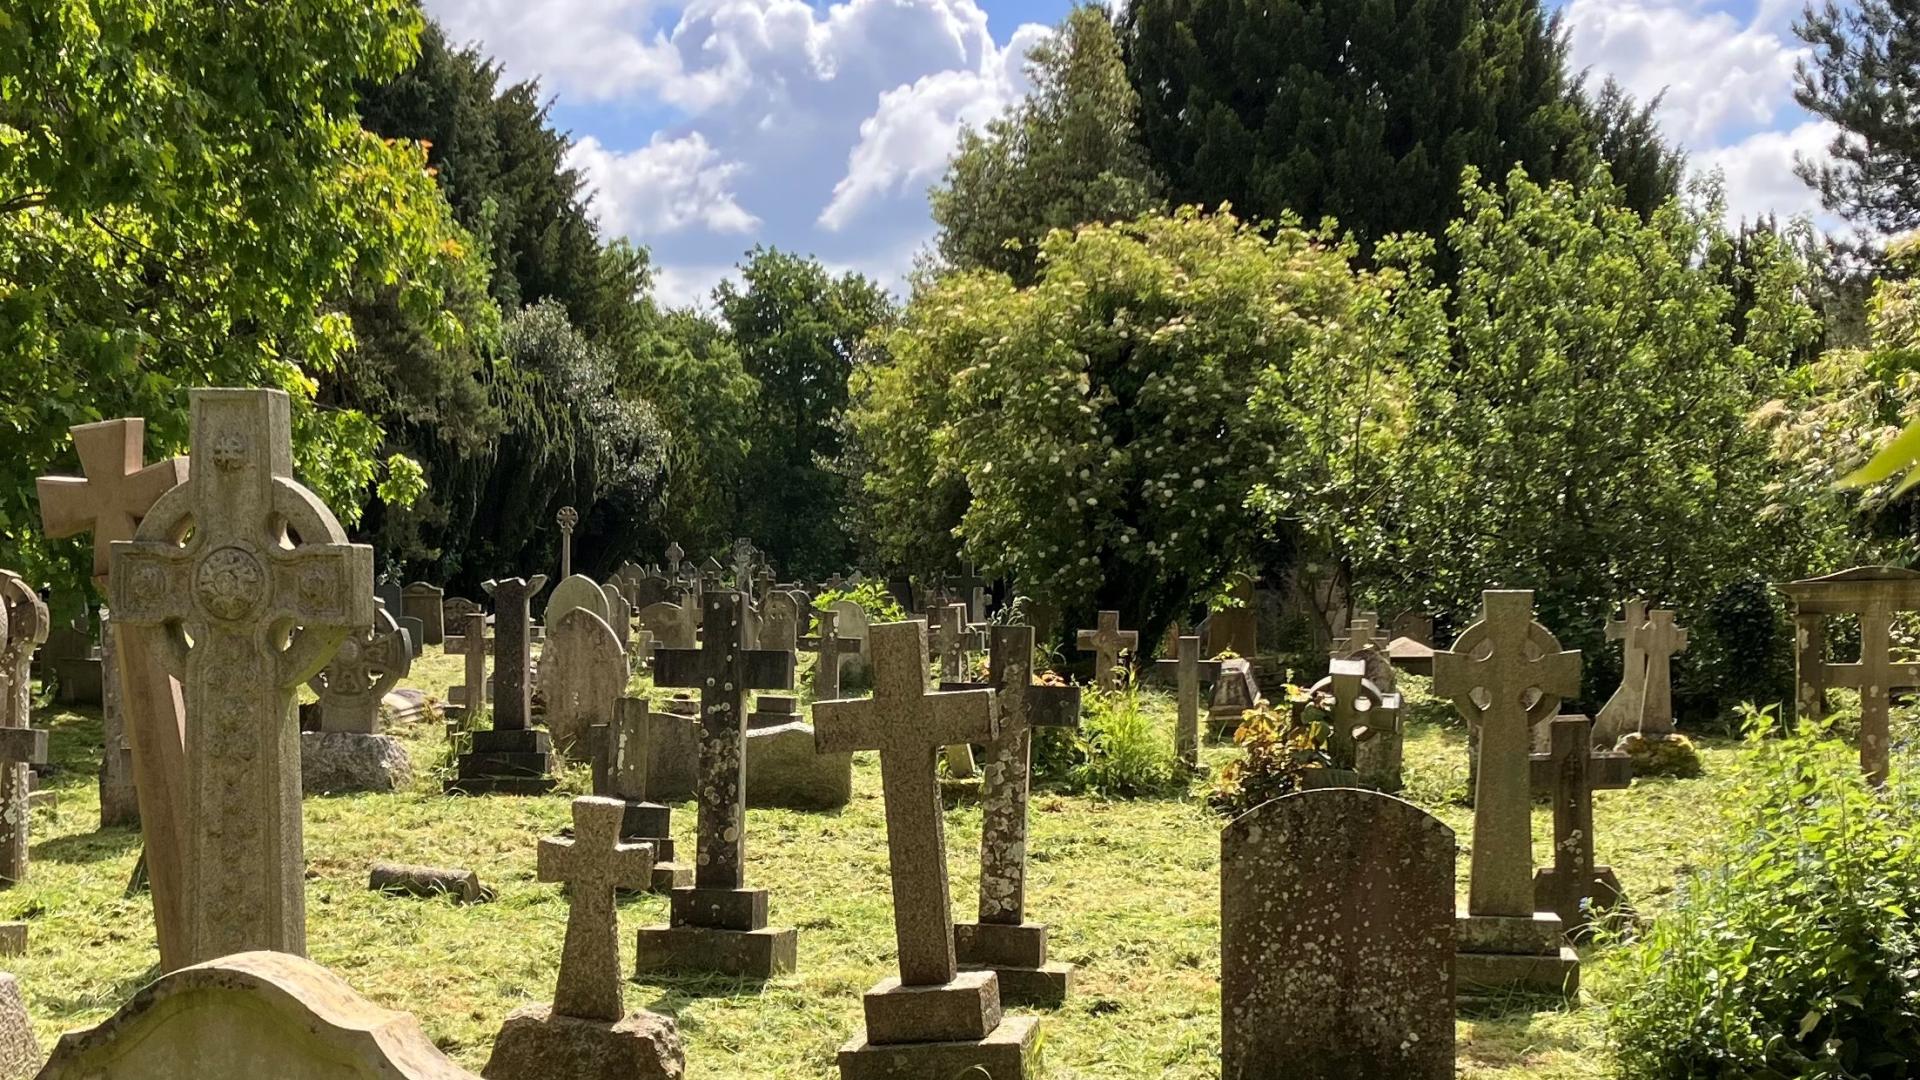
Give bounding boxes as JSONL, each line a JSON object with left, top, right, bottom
{"left": 422, "top": 0, "right": 1838, "bottom": 306}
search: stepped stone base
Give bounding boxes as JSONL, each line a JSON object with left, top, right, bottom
{"left": 633, "top": 924, "right": 797, "bottom": 979}
{"left": 836, "top": 1015, "right": 1039, "bottom": 1080}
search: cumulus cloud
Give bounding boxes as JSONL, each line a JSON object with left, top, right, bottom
{"left": 1694, "top": 120, "right": 1840, "bottom": 225}
{"left": 566, "top": 132, "right": 759, "bottom": 239}
{"left": 1562, "top": 0, "right": 1804, "bottom": 148}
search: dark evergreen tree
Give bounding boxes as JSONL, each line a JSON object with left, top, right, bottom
{"left": 1795, "top": 0, "right": 1920, "bottom": 236}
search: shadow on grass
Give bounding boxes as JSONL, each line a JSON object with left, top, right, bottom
{"left": 34, "top": 826, "right": 142, "bottom": 865}
{"left": 636, "top": 975, "right": 787, "bottom": 1011}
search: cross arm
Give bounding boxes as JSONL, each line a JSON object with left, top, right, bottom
{"left": 0, "top": 729, "right": 47, "bottom": 766}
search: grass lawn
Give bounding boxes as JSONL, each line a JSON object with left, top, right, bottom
{"left": 7, "top": 646, "right": 1740, "bottom": 1078}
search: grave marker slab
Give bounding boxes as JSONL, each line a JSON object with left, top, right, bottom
{"left": 448, "top": 577, "right": 555, "bottom": 795}
{"left": 1433, "top": 589, "right": 1581, "bottom": 998}
{"left": 815, "top": 620, "right": 1038, "bottom": 1079}
{"left": 953, "top": 625, "right": 1082, "bottom": 1005}
{"left": 541, "top": 608, "right": 627, "bottom": 754}
{"left": 635, "top": 601, "right": 695, "bottom": 651}
{"left": 1221, "top": 788, "right": 1455, "bottom": 1080}
{"left": 545, "top": 574, "right": 610, "bottom": 629}
{"left": 109, "top": 388, "right": 373, "bottom": 964}
{"left": 635, "top": 591, "right": 797, "bottom": 978}
{"left": 587, "top": 697, "right": 691, "bottom": 893}
{"left": 401, "top": 582, "right": 445, "bottom": 646}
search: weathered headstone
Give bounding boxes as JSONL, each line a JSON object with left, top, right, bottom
{"left": 1591, "top": 601, "right": 1649, "bottom": 747}
{"left": 443, "top": 595, "right": 480, "bottom": 629}
{"left": 803, "top": 607, "right": 861, "bottom": 702}
{"left": 1209, "top": 656, "right": 1261, "bottom": 732}
{"left": 745, "top": 695, "right": 852, "bottom": 810}
{"left": 38, "top": 951, "right": 480, "bottom": 1079}
{"left": 952, "top": 625, "right": 1081, "bottom": 1005}
{"left": 33, "top": 417, "right": 188, "bottom": 875}
{"left": 0, "top": 972, "right": 36, "bottom": 1080}
{"left": 401, "top": 582, "right": 445, "bottom": 646}
{"left": 541, "top": 608, "right": 627, "bottom": 755}
{"left": 759, "top": 591, "right": 802, "bottom": 653}
{"left": 554, "top": 506, "right": 579, "bottom": 580}
{"left": 635, "top": 601, "right": 695, "bottom": 651}
{"left": 109, "top": 389, "right": 373, "bottom": 965}
{"left": 828, "top": 600, "right": 871, "bottom": 683}
{"left": 1221, "top": 788, "right": 1455, "bottom": 1080}
{"left": 369, "top": 861, "right": 492, "bottom": 904}
{"left": 635, "top": 591, "right": 798, "bottom": 978}
{"left": 815, "top": 621, "right": 1038, "bottom": 1079}
{"left": 1433, "top": 590, "right": 1581, "bottom": 998}
{"left": 45, "top": 611, "right": 103, "bottom": 706}
{"left": 1530, "top": 716, "right": 1632, "bottom": 936}
{"left": 446, "top": 612, "right": 493, "bottom": 711}
{"left": 1781, "top": 566, "right": 1920, "bottom": 785}
{"left": 448, "top": 577, "right": 556, "bottom": 795}
{"left": 1153, "top": 635, "right": 1222, "bottom": 770}
{"left": 588, "top": 697, "right": 691, "bottom": 893}
{"left": 1391, "top": 611, "right": 1435, "bottom": 647}
{"left": 0, "top": 574, "right": 51, "bottom": 888}
{"left": 599, "top": 583, "right": 632, "bottom": 651}
{"left": 485, "top": 798, "right": 683, "bottom": 1080}
{"left": 545, "top": 574, "right": 611, "bottom": 630}
{"left": 301, "top": 604, "right": 415, "bottom": 794}
{"left": 1076, "top": 610, "right": 1139, "bottom": 691}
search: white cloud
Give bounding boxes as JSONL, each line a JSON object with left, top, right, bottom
{"left": 1694, "top": 120, "right": 1839, "bottom": 225}
{"left": 651, "top": 262, "right": 738, "bottom": 309}
{"left": 1562, "top": 0, "right": 1804, "bottom": 148}
{"left": 425, "top": 0, "right": 1052, "bottom": 291}
{"left": 565, "top": 132, "right": 759, "bottom": 238}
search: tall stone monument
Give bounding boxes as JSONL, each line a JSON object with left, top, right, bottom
{"left": 448, "top": 577, "right": 556, "bottom": 795}
{"left": 815, "top": 620, "right": 1039, "bottom": 1079}
{"left": 109, "top": 387, "right": 374, "bottom": 965}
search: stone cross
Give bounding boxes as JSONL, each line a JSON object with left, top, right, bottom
{"left": 306, "top": 605, "right": 411, "bottom": 734}
{"left": 543, "top": 608, "right": 627, "bottom": 753}
{"left": 815, "top": 621, "right": 998, "bottom": 986}
{"left": 1593, "top": 600, "right": 1649, "bottom": 745}
{"left": 1076, "top": 610, "right": 1139, "bottom": 691}
{"left": 109, "top": 388, "right": 373, "bottom": 963}
{"left": 949, "top": 568, "right": 988, "bottom": 624}
{"left": 34, "top": 415, "right": 192, "bottom": 965}
{"left": 446, "top": 611, "right": 493, "bottom": 710}
{"left": 36, "top": 417, "right": 189, "bottom": 582}
{"left": 1635, "top": 610, "right": 1688, "bottom": 738}
{"left": 1780, "top": 567, "right": 1920, "bottom": 785}
{"left": 1153, "top": 635, "right": 1222, "bottom": 769}
{"left": 481, "top": 576, "right": 547, "bottom": 732}
{"left": 555, "top": 506, "right": 579, "bottom": 580}
{"left": 804, "top": 608, "right": 861, "bottom": 702}
{"left": 1312, "top": 658, "right": 1378, "bottom": 771}
{"left": 934, "top": 603, "right": 985, "bottom": 683}
{"left": 971, "top": 626, "right": 1079, "bottom": 928}
{"left": 1332, "top": 612, "right": 1396, "bottom": 693}
{"left": 1433, "top": 590, "right": 1580, "bottom": 919}
{"left": 1529, "top": 716, "right": 1632, "bottom": 933}
{"left": 652, "top": 591, "right": 794, "bottom": 893}
{"left": 664, "top": 542, "right": 684, "bottom": 582}
{"left": 0, "top": 574, "right": 50, "bottom": 886}
{"left": 537, "top": 796, "right": 655, "bottom": 1022}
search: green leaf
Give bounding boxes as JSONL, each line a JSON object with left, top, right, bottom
{"left": 1838, "top": 419, "right": 1920, "bottom": 488}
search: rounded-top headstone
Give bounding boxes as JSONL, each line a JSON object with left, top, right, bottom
{"left": 545, "top": 575, "right": 610, "bottom": 628}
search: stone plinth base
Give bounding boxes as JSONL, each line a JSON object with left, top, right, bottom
{"left": 1533, "top": 865, "right": 1626, "bottom": 939}
{"left": 301, "top": 732, "right": 413, "bottom": 794}
{"left": 954, "top": 921, "right": 1073, "bottom": 1006}
{"left": 634, "top": 924, "right": 796, "bottom": 979}
{"left": 1456, "top": 911, "right": 1579, "bottom": 1000}
{"left": 863, "top": 971, "right": 998, "bottom": 1044}
{"left": 837, "top": 1015, "right": 1039, "bottom": 1080}
{"left": 446, "top": 729, "right": 555, "bottom": 795}
{"left": 640, "top": 863, "right": 692, "bottom": 895}
{"left": 482, "top": 1003, "right": 683, "bottom": 1080}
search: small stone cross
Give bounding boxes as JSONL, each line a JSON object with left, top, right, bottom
{"left": 538, "top": 796, "right": 655, "bottom": 1021}
{"left": 1634, "top": 610, "right": 1688, "bottom": 738}
{"left": 815, "top": 621, "right": 998, "bottom": 986}
{"left": 974, "top": 625, "right": 1079, "bottom": 926}
{"left": 1153, "top": 635, "right": 1222, "bottom": 769}
{"left": 664, "top": 542, "right": 684, "bottom": 581}
{"left": 446, "top": 612, "right": 494, "bottom": 711}
{"left": 1076, "top": 610, "right": 1139, "bottom": 691}
{"left": 804, "top": 608, "right": 861, "bottom": 702}
{"left": 1433, "top": 590, "right": 1580, "bottom": 919}
{"left": 934, "top": 602, "right": 985, "bottom": 683}
{"left": 109, "top": 388, "right": 374, "bottom": 963}
{"left": 554, "top": 507, "right": 579, "bottom": 579}
{"left": 1529, "top": 716, "right": 1632, "bottom": 933}
{"left": 1313, "top": 658, "right": 1380, "bottom": 770}
{"left": 481, "top": 576, "right": 547, "bottom": 732}
{"left": 652, "top": 591, "right": 794, "bottom": 891}
{"left": 36, "top": 418, "right": 189, "bottom": 582}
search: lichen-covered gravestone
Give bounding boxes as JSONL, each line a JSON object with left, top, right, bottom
{"left": 446, "top": 612, "right": 493, "bottom": 712}
{"left": 759, "top": 591, "right": 802, "bottom": 653}
{"left": 109, "top": 388, "right": 374, "bottom": 965}
{"left": 587, "top": 697, "right": 691, "bottom": 893}
{"left": 1221, "top": 788, "right": 1455, "bottom": 1080}
{"left": 37, "top": 951, "right": 480, "bottom": 1079}
{"left": 952, "top": 625, "right": 1081, "bottom": 1005}
{"left": 636, "top": 601, "right": 696, "bottom": 651}
{"left": 0, "top": 573, "right": 51, "bottom": 887}
{"left": 744, "top": 695, "right": 852, "bottom": 810}
{"left": 484, "top": 797, "right": 684, "bottom": 1080}
{"left": 635, "top": 591, "right": 797, "bottom": 978}
{"left": 1433, "top": 589, "right": 1581, "bottom": 998}
{"left": 815, "top": 620, "right": 1039, "bottom": 1080}
{"left": 541, "top": 608, "right": 627, "bottom": 754}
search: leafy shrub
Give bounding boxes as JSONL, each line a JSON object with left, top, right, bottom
{"left": 1607, "top": 714, "right": 1920, "bottom": 1078}
{"left": 1036, "top": 681, "right": 1178, "bottom": 798}
{"left": 1617, "top": 732, "right": 1705, "bottom": 779}
{"left": 1206, "top": 691, "right": 1336, "bottom": 818}
{"left": 812, "top": 581, "right": 907, "bottom": 625}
